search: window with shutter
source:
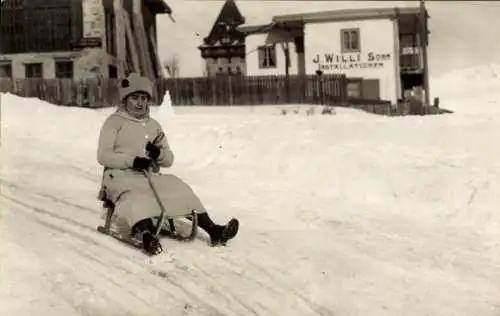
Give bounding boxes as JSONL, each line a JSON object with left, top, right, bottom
{"left": 257, "top": 45, "right": 277, "bottom": 69}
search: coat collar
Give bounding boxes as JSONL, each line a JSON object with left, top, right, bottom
{"left": 115, "top": 109, "right": 151, "bottom": 123}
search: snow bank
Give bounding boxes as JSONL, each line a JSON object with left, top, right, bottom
{"left": 150, "top": 89, "right": 176, "bottom": 120}
{"left": 431, "top": 63, "right": 500, "bottom": 114}
{"left": 1, "top": 90, "right": 500, "bottom": 316}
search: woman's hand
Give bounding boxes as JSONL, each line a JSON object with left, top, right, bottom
{"left": 146, "top": 142, "right": 161, "bottom": 160}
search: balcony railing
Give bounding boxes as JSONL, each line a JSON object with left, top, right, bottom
{"left": 400, "top": 46, "right": 422, "bottom": 72}
{"left": 200, "top": 47, "right": 246, "bottom": 59}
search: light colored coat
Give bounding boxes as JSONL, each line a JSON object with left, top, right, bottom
{"left": 97, "top": 110, "right": 206, "bottom": 235}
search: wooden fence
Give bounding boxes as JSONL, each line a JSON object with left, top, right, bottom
{"left": 0, "top": 78, "right": 122, "bottom": 108}
{"left": 159, "top": 74, "right": 348, "bottom": 106}
{"left": 1, "top": 75, "right": 452, "bottom": 116}
{"left": 0, "top": 74, "right": 349, "bottom": 108}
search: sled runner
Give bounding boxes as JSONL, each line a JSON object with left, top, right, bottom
{"left": 96, "top": 200, "right": 198, "bottom": 247}
{"left": 96, "top": 167, "right": 199, "bottom": 254}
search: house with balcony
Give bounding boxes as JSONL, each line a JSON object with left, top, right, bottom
{"left": 0, "top": 0, "right": 172, "bottom": 81}
{"left": 238, "top": 6, "right": 430, "bottom": 106}
{"left": 198, "top": 0, "right": 246, "bottom": 77}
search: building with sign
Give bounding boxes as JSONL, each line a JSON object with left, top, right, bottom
{"left": 198, "top": 0, "right": 246, "bottom": 76}
{"left": 238, "top": 6, "right": 430, "bottom": 106}
{"left": 0, "top": 0, "right": 172, "bottom": 80}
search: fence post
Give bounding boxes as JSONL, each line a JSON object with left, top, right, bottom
{"left": 228, "top": 75, "right": 233, "bottom": 105}
{"left": 340, "top": 75, "right": 348, "bottom": 106}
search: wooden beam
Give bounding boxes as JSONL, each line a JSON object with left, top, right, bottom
{"left": 419, "top": 0, "right": 430, "bottom": 106}
{"left": 132, "top": 1, "right": 155, "bottom": 80}
{"left": 149, "top": 28, "right": 164, "bottom": 78}
{"left": 123, "top": 10, "right": 141, "bottom": 74}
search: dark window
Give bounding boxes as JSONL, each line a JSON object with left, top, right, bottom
{"left": 25, "top": 63, "right": 43, "bottom": 78}
{"left": 105, "top": 9, "right": 116, "bottom": 56}
{"left": 55, "top": 61, "right": 73, "bottom": 78}
{"left": 341, "top": 28, "right": 360, "bottom": 53}
{"left": 347, "top": 80, "right": 362, "bottom": 98}
{"left": 294, "top": 36, "right": 304, "bottom": 54}
{"left": 257, "top": 45, "right": 276, "bottom": 68}
{"left": 108, "top": 65, "right": 118, "bottom": 78}
{"left": 0, "top": 63, "right": 12, "bottom": 78}
{"left": 400, "top": 34, "right": 418, "bottom": 48}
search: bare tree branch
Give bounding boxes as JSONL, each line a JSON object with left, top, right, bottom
{"left": 163, "top": 55, "right": 180, "bottom": 78}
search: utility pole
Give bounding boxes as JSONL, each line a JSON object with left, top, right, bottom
{"left": 284, "top": 41, "right": 290, "bottom": 103}
{"left": 419, "top": 0, "right": 430, "bottom": 106}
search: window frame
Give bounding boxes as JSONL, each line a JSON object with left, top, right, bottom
{"left": 341, "top": 28, "right": 361, "bottom": 53}
{"left": 25, "top": 62, "right": 43, "bottom": 78}
{"left": 346, "top": 78, "right": 363, "bottom": 98}
{"left": 257, "top": 44, "right": 277, "bottom": 69}
{"left": 55, "top": 60, "right": 74, "bottom": 78}
{"left": 0, "top": 62, "right": 12, "bottom": 78}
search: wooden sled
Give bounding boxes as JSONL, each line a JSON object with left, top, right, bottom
{"left": 96, "top": 162, "right": 198, "bottom": 251}
{"left": 97, "top": 198, "right": 198, "bottom": 247}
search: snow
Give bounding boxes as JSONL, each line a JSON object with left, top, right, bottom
{"left": 431, "top": 63, "right": 500, "bottom": 114}
{"left": 1, "top": 65, "right": 500, "bottom": 315}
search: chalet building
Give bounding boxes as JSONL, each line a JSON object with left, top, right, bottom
{"left": 239, "top": 7, "right": 430, "bottom": 106}
{"left": 0, "top": 0, "right": 172, "bottom": 81}
{"left": 198, "top": 0, "right": 246, "bottom": 76}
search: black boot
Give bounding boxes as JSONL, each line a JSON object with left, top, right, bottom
{"left": 195, "top": 213, "right": 239, "bottom": 246}
{"left": 142, "top": 231, "right": 163, "bottom": 255}
{"left": 218, "top": 218, "right": 239, "bottom": 246}
{"left": 131, "top": 218, "right": 163, "bottom": 256}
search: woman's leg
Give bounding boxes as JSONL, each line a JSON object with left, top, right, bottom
{"left": 189, "top": 212, "right": 239, "bottom": 246}
{"left": 131, "top": 218, "right": 163, "bottom": 255}
{"left": 152, "top": 174, "right": 239, "bottom": 246}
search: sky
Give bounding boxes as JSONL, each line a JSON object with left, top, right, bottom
{"left": 155, "top": 0, "right": 500, "bottom": 78}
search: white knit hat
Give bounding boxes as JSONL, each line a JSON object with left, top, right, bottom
{"left": 119, "top": 73, "right": 153, "bottom": 101}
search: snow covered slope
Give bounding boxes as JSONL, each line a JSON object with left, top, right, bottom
{"left": 1, "top": 82, "right": 500, "bottom": 315}
{"left": 431, "top": 63, "right": 500, "bottom": 113}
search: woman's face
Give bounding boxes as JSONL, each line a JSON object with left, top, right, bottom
{"left": 124, "top": 92, "right": 150, "bottom": 118}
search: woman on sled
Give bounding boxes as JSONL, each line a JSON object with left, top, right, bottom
{"left": 97, "top": 73, "right": 239, "bottom": 255}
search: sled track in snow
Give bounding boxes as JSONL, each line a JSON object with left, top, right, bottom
{"left": 1, "top": 192, "right": 97, "bottom": 233}
{"left": 0, "top": 189, "right": 239, "bottom": 315}
{"left": 1, "top": 180, "right": 99, "bottom": 215}
{"left": 1, "top": 191, "right": 332, "bottom": 316}
{"left": 1, "top": 181, "right": 284, "bottom": 316}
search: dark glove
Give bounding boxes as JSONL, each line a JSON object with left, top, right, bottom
{"left": 146, "top": 141, "right": 161, "bottom": 160}
{"left": 132, "top": 157, "right": 152, "bottom": 170}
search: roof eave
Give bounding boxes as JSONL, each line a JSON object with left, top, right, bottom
{"left": 272, "top": 7, "right": 421, "bottom": 24}
{"left": 237, "top": 23, "right": 275, "bottom": 34}
{"left": 144, "top": 0, "right": 172, "bottom": 14}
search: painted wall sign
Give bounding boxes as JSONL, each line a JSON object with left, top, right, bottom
{"left": 313, "top": 52, "right": 391, "bottom": 71}
{"left": 82, "top": 0, "right": 104, "bottom": 38}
